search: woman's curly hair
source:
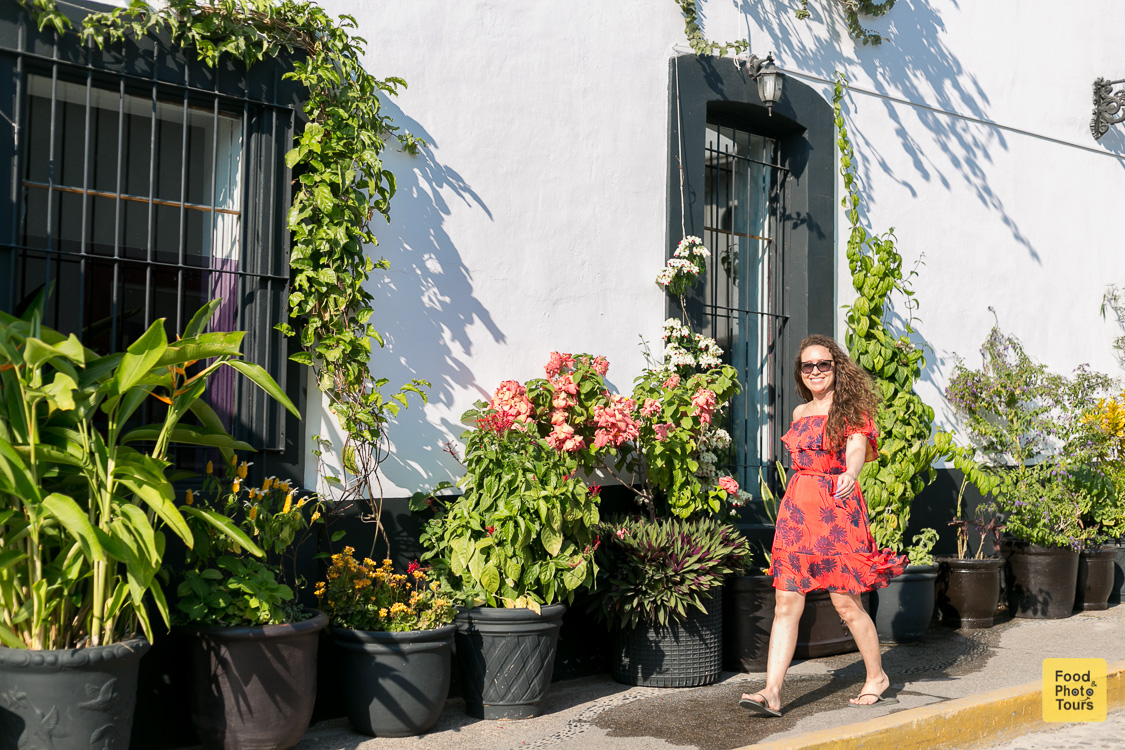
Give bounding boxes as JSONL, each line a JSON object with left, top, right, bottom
{"left": 793, "top": 334, "right": 878, "bottom": 448}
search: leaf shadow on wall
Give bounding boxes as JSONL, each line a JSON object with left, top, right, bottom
{"left": 735, "top": 0, "right": 1040, "bottom": 263}
{"left": 361, "top": 99, "right": 500, "bottom": 495}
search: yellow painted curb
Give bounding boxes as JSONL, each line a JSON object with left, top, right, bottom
{"left": 740, "top": 660, "right": 1125, "bottom": 750}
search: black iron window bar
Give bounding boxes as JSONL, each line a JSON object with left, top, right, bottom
{"left": 702, "top": 124, "right": 790, "bottom": 493}
{"left": 1, "top": 7, "right": 299, "bottom": 457}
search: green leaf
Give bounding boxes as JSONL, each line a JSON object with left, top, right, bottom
{"left": 42, "top": 492, "right": 105, "bottom": 563}
{"left": 183, "top": 300, "right": 222, "bottom": 338}
{"left": 0, "top": 624, "right": 24, "bottom": 649}
{"left": 223, "top": 360, "right": 300, "bottom": 418}
{"left": 181, "top": 506, "right": 264, "bottom": 557}
{"left": 117, "top": 475, "right": 192, "bottom": 546}
{"left": 113, "top": 319, "right": 168, "bottom": 395}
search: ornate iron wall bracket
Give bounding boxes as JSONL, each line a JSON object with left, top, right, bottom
{"left": 1091, "top": 77, "right": 1125, "bottom": 140}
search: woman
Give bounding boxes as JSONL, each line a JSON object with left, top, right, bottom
{"left": 740, "top": 334, "right": 906, "bottom": 716}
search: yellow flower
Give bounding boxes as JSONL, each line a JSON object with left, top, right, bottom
{"left": 282, "top": 495, "right": 292, "bottom": 514}
{"left": 237, "top": 462, "right": 248, "bottom": 480}
{"left": 185, "top": 489, "right": 194, "bottom": 506}
{"left": 230, "top": 453, "right": 238, "bottom": 466}
{"left": 379, "top": 608, "right": 388, "bottom": 618}
{"left": 232, "top": 479, "right": 241, "bottom": 494}
{"left": 206, "top": 460, "right": 214, "bottom": 475}
{"left": 310, "top": 511, "right": 321, "bottom": 523}
{"left": 249, "top": 506, "right": 259, "bottom": 521}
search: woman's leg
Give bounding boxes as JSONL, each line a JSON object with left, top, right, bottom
{"left": 829, "top": 591, "right": 890, "bottom": 705}
{"left": 742, "top": 589, "right": 805, "bottom": 711}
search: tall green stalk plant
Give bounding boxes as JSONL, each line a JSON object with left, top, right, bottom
{"left": 0, "top": 299, "right": 285, "bottom": 649}
{"left": 833, "top": 74, "right": 950, "bottom": 560}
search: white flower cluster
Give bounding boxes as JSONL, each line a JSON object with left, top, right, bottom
{"left": 654, "top": 258, "right": 701, "bottom": 289}
{"left": 694, "top": 426, "right": 753, "bottom": 507}
{"left": 661, "top": 319, "right": 725, "bottom": 371}
{"left": 674, "top": 236, "right": 710, "bottom": 260}
{"left": 662, "top": 318, "right": 692, "bottom": 340}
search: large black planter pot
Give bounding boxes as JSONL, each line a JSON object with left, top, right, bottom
{"left": 723, "top": 575, "right": 774, "bottom": 671}
{"left": 870, "top": 564, "right": 939, "bottom": 643}
{"left": 0, "top": 637, "right": 150, "bottom": 750}
{"left": 794, "top": 589, "right": 868, "bottom": 658}
{"left": 1001, "top": 540, "right": 1079, "bottom": 619}
{"left": 1110, "top": 544, "right": 1125, "bottom": 605}
{"left": 453, "top": 604, "right": 565, "bottom": 720}
{"left": 935, "top": 556, "right": 1003, "bottom": 629}
{"left": 722, "top": 579, "right": 868, "bottom": 669}
{"left": 1075, "top": 546, "right": 1118, "bottom": 611}
{"left": 611, "top": 588, "right": 722, "bottom": 687}
{"left": 186, "top": 610, "right": 328, "bottom": 750}
{"left": 331, "top": 624, "right": 455, "bottom": 737}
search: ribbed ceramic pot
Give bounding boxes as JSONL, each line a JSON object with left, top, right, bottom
{"left": 331, "top": 623, "right": 455, "bottom": 737}
{"left": 0, "top": 637, "right": 150, "bottom": 750}
{"left": 453, "top": 604, "right": 565, "bottom": 720}
{"left": 935, "top": 556, "right": 1003, "bottom": 628}
{"left": 871, "top": 564, "right": 939, "bottom": 642}
{"left": 186, "top": 610, "right": 328, "bottom": 750}
{"left": 1001, "top": 540, "right": 1079, "bottom": 619}
{"left": 611, "top": 588, "right": 722, "bottom": 688}
{"left": 1074, "top": 545, "right": 1118, "bottom": 611}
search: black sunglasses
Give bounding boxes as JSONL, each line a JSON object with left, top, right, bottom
{"left": 800, "top": 359, "right": 834, "bottom": 374}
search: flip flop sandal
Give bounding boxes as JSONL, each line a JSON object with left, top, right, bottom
{"left": 739, "top": 694, "right": 783, "bottom": 717}
{"left": 848, "top": 692, "right": 900, "bottom": 707}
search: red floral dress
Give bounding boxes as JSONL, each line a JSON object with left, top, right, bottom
{"left": 768, "top": 414, "right": 907, "bottom": 594}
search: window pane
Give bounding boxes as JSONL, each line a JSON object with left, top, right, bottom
{"left": 703, "top": 123, "right": 780, "bottom": 488}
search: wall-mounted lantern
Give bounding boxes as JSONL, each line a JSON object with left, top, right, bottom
{"left": 1091, "top": 77, "right": 1125, "bottom": 140}
{"left": 741, "top": 53, "right": 784, "bottom": 114}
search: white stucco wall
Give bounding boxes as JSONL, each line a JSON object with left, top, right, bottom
{"left": 297, "top": 0, "right": 1125, "bottom": 494}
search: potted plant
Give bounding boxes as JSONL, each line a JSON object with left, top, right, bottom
{"left": 1070, "top": 391, "right": 1125, "bottom": 610}
{"left": 171, "top": 459, "right": 327, "bottom": 750}
{"left": 945, "top": 323, "right": 1114, "bottom": 619}
{"left": 581, "top": 237, "right": 749, "bottom": 687}
{"left": 0, "top": 299, "right": 293, "bottom": 749}
{"left": 314, "top": 548, "right": 455, "bottom": 737}
{"left": 934, "top": 458, "right": 1006, "bottom": 629}
{"left": 838, "top": 201, "right": 956, "bottom": 644}
{"left": 594, "top": 515, "right": 748, "bottom": 686}
{"left": 412, "top": 355, "right": 604, "bottom": 719}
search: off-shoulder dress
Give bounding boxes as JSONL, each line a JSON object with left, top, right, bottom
{"left": 767, "top": 414, "right": 907, "bottom": 594}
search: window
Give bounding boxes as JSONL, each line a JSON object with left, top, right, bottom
{"left": 667, "top": 55, "right": 836, "bottom": 513}
{"left": 702, "top": 124, "right": 787, "bottom": 490}
{"left": 0, "top": 2, "right": 304, "bottom": 472}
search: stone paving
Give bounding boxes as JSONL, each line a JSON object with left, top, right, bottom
{"left": 292, "top": 605, "right": 1124, "bottom": 750}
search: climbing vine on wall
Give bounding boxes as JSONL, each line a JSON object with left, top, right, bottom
{"left": 675, "top": 0, "right": 896, "bottom": 53}
{"left": 20, "top": 0, "right": 428, "bottom": 532}
{"left": 833, "top": 73, "right": 949, "bottom": 557}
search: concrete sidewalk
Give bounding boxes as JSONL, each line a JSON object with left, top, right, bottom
{"left": 294, "top": 604, "right": 1125, "bottom": 750}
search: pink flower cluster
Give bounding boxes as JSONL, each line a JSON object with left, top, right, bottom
{"left": 490, "top": 380, "right": 533, "bottom": 428}
{"left": 718, "top": 476, "right": 739, "bottom": 495}
{"left": 691, "top": 388, "right": 717, "bottom": 426}
{"left": 545, "top": 351, "right": 576, "bottom": 378}
{"left": 546, "top": 422, "right": 586, "bottom": 452}
{"left": 592, "top": 393, "right": 638, "bottom": 449}
{"left": 652, "top": 422, "right": 675, "bottom": 441}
